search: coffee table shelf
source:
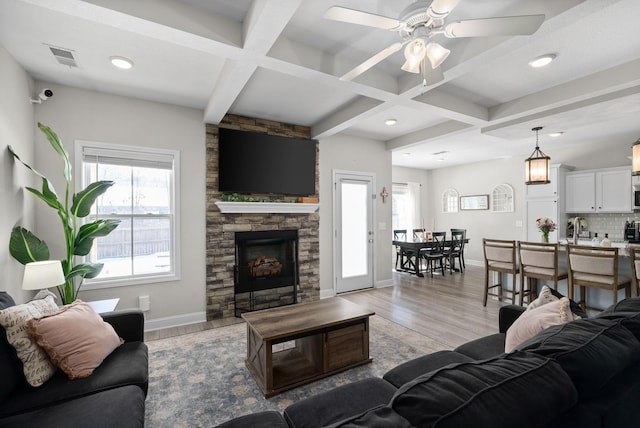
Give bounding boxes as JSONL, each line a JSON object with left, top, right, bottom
{"left": 242, "top": 298, "right": 374, "bottom": 397}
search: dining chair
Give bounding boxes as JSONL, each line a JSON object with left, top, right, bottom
{"left": 393, "top": 229, "right": 409, "bottom": 270}
{"left": 517, "top": 241, "right": 568, "bottom": 306}
{"left": 412, "top": 228, "right": 426, "bottom": 241}
{"left": 422, "top": 232, "right": 446, "bottom": 277}
{"left": 567, "top": 245, "right": 631, "bottom": 311}
{"left": 482, "top": 238, "right": 519, "bottom": 306}
{"left": 630, "top": 247, "right": 640, "bottom": 298}
{"left": 451, "top": 228, "right": 467, "bottom": 269}
{"left": 444, "top": 230, "right": 465, "bottom": 274}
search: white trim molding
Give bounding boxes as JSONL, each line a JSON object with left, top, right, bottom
{"left": 144, "top": 311, "right": 207, "bottom": 332}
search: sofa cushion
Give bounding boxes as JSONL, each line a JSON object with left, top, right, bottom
{"left": 324, "top": 405, "right": 413, "bottom": 428}
{"left": 0, "top": 292, "right": 24, "bottom": 403}
{"left": 0, "top": 385, "right": 145, "bottom": 428}
{"left": 0, "top": 341, "right": 148, "bottom": 417}
{"left": 601, "top": 297, "right": 640, "bottom": 313}
{"left": 214, "top": 411, "right": 290, "bottom": 428}
{"left": 453, "top": 332, "right": 506, "bottom": 360}
{"left": 389, "top": 352, "right": 577, "bottom": 428}
{"left": 27, "top": 300, "right": 124, "bottom": 379}
{"left": 505, "top": 297, "right": 573, "bottom": 352}
{"left": 383, "top": 350, "right": 474, "bottom": 388}
{"left": 518, "top": 318, "right": 640, "bottom": 399}
{"left": 0, "top": 295, "right": 59, "bottom": 387}
{"left": 283, "top": 377, "right": 396, "bottom": 428}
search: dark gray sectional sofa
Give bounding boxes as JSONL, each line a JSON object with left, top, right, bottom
{"left": 217, "top": 297, "right": 640, "bottom": 428}
{"left": 0, "top": 292, "right": 148, "bottom": 428}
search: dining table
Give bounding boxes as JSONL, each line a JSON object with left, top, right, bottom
{"left": 393, "top": 237, "right": 469, "bottom": 277}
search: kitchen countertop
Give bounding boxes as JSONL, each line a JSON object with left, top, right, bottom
{"left": 557, "top": 239, "right": 640, "bottom": 257}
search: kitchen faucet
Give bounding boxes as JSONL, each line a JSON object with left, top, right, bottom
{"left": 572, "top": 217, "right": 581, "bottom": 245}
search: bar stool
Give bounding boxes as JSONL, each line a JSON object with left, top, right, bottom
{"left": 482, "top": 238, "right": 519, "bottom": 306}
{"left": 518, "top": 241, "right": 568, "bottom": 306}
{"left": 567, "top": 245, "right": 631, "bottom": 311}
{"left": 629, "top": 247, "right": 640, "bottom": 298}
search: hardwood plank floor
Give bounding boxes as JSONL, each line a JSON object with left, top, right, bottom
{"left": 340, "top": 265, "right": 504, "bottom": 349}
{"left": 146, "top": 265, "right": 507, "bottom": 348}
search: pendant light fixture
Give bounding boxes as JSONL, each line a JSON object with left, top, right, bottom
{"left": 525, "top": 126, "right": 550, "bottom": 185}
{"left": 632, "top": 137, "right": 640, "bottom": 176}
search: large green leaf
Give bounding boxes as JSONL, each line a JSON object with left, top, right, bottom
{"left": 68, "top": 263, "right": 104, "bottom": 280}
{"left": 8, "top": 146, "right": 60, "bottom": 202}
{"left": 71, "top": 181, "right": 115, "bottom": 218}
{"left": 9, "top": 227, "right": 50, "bottom": 264}
{"left": 25, "top": 182, "right": 63, "bottom": 211}
{"left": 74, "top": 219, "right": 120, "bottom": 256}
{"left": 37, "top": 122, "right": 71, "bottom": 183}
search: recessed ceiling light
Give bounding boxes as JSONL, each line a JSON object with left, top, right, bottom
{"left": 549, "top": 131, "right": 564, "bottom": 137}
{"left": 402, "top": 152, "right": 411, "bottom": 157}
{"left": 436, "top": 158, "right": 445, "bottom": 162}
{"left": 385, "top": 119, "right": 397, "bottom": 126}
{"left": 529, "top": 54, "right": 556, "bottom": 68}
{"left": 110, "top": 56, "right": 134, "bottom": 70}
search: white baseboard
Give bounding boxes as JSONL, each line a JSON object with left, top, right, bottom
{"left": 465, "top": 259, "right": 483, "bottom": 267}
{"left": 320, "top": 289, "right": 335, "bottom": 299}
{"left": 144, "top": 311, "right": 207, "bottom": 332}
{"left": 375, "top": 279, "right": 394, "bottom": 288}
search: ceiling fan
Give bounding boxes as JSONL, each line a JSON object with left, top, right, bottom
{"left": 324, "top": 0, "right": 545, "bottom": 84}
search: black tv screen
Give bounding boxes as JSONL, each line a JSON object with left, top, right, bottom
{"left": 218, "top": 128, "right": 316, "bottom": 196}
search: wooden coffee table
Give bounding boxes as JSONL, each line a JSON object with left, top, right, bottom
{"left": 242, "top": 297, "right": 375, "bottom": 397}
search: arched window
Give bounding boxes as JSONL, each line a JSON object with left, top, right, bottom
{"left": 442, "top": 188, "right": 459, "bottom": 213}
{"left": 492, "top": 184, "right": 514, "bottom": 212}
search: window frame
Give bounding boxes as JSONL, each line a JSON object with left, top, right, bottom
{"left": 442, "top": 188, "right": 459, "bottom": 213}
{"left": 74, "top": 140, "right": 181, "bottom": 289}
{"left": 491, "top": 183, "right": 515, "bottom": 213}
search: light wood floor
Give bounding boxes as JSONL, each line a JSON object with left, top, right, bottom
{"left": 145, "top": 265, "right": 506, "bottom": 347}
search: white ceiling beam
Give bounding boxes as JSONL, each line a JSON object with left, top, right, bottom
{"left": 243, "top": 0, "right": 302, "bottom": 53}
{"left": 413, "top": 89, "right": 489, "bottom": 124}
{"left": 386, "top": 121, "right": 473, "bottom": 151}
{"left": 204, "top": 60, "right": 259, "bottom": 124}
{"left": 311, "top": 97, "right": 386, "bottom": 139}
{"left": 490, "top": 59, "right": 640, "bottom": 122}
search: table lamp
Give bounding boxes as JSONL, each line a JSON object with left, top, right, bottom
{"left": 22, "top": 260, "right": 65, "bottom": 292}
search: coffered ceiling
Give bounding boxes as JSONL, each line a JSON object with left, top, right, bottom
{"left": 1, "top": 0, "right": 639, "bottom": 169}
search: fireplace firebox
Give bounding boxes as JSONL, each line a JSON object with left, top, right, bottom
{"left": 234, "top": 230, "right": 299, "bottom": 316}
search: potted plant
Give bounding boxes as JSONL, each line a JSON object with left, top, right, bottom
{"left": 8, "top": 123, "right": 120, "bottom": 304}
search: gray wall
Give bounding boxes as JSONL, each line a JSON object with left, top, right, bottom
{"left": 31, "top": 82, "right": 207, "bottom": 330}
{"left": 319, "top": 134, "right": 393, "bottom": 297}
{"left": 0, "top": 44, "right": 35, "bottom": 303}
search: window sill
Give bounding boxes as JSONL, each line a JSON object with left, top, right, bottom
{"left": 215, "top": 201, "right": 319, "bottom": 214}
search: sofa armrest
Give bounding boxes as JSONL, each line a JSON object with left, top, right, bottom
{"left": 101, "top": 309, "right": 145, "bottom": 342}
{"left": 499, "top": 305, "right": 526, "bottom": 333}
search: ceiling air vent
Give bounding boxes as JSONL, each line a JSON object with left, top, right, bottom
{"left": 49, "top": 46, "right": 77, "bottom": 67}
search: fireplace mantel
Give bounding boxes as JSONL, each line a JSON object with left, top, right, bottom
{"left": 215, "top": 201, "right": 319, "bottom": 214}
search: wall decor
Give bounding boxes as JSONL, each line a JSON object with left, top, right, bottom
{"left": 460, "top": 194, "right": 489, "bottom": 211}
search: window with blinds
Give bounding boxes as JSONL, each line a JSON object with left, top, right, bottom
{"left": 76, "top": 141, "right": 180, "bottom": 287}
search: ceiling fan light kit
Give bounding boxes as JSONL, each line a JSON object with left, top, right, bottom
{"left": 325, "top": 0, "right": 545, "bottom": 83}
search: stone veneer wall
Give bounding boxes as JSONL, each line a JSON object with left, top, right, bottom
{"left": 206, "top": 114, "right": 320, "bottom": 319}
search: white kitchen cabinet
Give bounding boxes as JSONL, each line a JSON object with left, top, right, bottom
{"left": 525, "top": 165, "right": 560, "bottom": 198}
{"left": 565, "top": 167, "right": 632, "bottom": 213}
{"left": 524, "top": 165, "right": 570, "bottom": 242}
{"left": 525, "top": 198, "right": 563, "bottom": 242}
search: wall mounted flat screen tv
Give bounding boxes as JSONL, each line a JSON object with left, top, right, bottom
{"left": 218, "top": 128, "right": 316, "bottom": 196}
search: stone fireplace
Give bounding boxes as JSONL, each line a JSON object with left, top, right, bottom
{"left": 205, "top": 115, "right": 320, "bottom": 320}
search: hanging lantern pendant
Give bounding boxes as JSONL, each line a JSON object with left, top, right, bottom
{"left": 525, "top": 126, "right": 550, "bottom": 185}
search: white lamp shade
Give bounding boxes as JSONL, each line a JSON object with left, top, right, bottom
{"left": 22, "top": 260, "right": 65, "bottom": 290}
{"left": 425, "top": 42, "right": 450, "bottom": 69}
{"left": 402, "top": 39, "right": 426, "bottom": 73}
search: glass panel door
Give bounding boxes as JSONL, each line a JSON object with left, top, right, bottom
{"left": 335, "top": 172, "right": 374, "bottom": 293}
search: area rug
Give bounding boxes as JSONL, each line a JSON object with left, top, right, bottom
{"left": 145, "top": 316, "right": 449, "bottom": 427}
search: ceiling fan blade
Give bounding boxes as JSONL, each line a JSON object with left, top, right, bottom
{"left": 324, "top": 6, "right": 401, "bottom": 30}
{"left": 428, "top": 0, "right": 462, "bottom": 18}
{"left": 444, "top": 14, "right": 545, "bottom": 38}
{"left": 340, "top": 42, "right": 404, "bottom": 81}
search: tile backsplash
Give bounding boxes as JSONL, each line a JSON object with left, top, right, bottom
{"left": 575, "top": 213, "right": 640, "bottom": 242}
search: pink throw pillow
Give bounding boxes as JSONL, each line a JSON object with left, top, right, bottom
{"left": 27, "top": 300, "right": 123, "bottom": 379}
{"left": 505, "top": 297, "right": 572, "bottom": 353}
